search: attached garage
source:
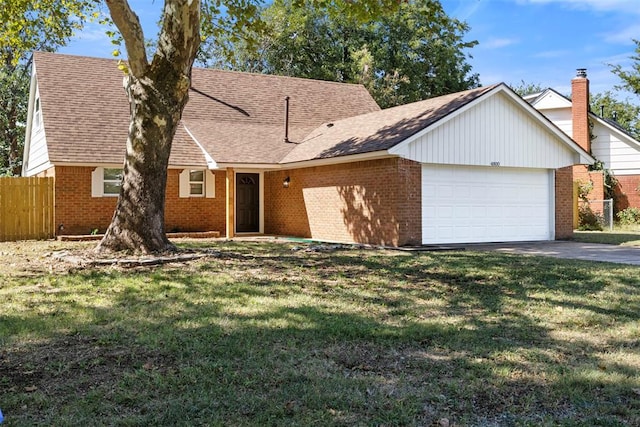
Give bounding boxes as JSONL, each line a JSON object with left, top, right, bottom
{"left": 389, "top": 85, "right": 594, "bottom": 245}
{"left": 422, "top": 164, "right": 553, "bottom": 244}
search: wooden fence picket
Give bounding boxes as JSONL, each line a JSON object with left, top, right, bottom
{"left": 0, "top": 177, "right": 55, "bottom": 241}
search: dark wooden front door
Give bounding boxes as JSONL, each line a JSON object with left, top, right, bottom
{"left": 236, "top": 173, "right": 259, "bottom": 233}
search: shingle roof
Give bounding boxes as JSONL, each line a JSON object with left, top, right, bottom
{"left": 183, "top": 67, "right": 380, "bottom": 164}
{"left": 34, "top": 53, "right": 505, "bottom": 168}
{"left": 34, "top": 52, "right": 205, "bottom": 166}
{"left": 280, "top": 85, "right": 499, "bottom": 164}
{"left": 34, "top": 52, "right": 380, "bottom": 167}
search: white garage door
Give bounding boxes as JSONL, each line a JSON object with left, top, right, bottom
{"left": 422, "top": 164, "right": 553, "bottom": 244}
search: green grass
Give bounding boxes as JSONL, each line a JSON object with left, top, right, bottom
{"left": 1, "top": 240, "right": 639, "bottom": 426}
{"left": 573, "top": 227, "right": 640, "bottom": 246}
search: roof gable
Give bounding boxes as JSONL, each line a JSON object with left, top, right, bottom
{"left": 528, "top": 88, "right": 572, "bottom": 110}
{"left": 280, "top": 85, "right": 498, "bottom": 164}
{"left": 391, "top": 85, "right": 592, "bottom": 168}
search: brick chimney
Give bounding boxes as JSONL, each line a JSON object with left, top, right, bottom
{"left": 572, "top": 68, "right": 590, "bottom": 153}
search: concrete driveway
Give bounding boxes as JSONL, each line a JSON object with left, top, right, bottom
{"left": 468, "top": 241, "right": 640, "bottom": 266}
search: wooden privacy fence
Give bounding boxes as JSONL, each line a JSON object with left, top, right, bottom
{"left": 0, "top": 177, "right": 55, "bottom": 241}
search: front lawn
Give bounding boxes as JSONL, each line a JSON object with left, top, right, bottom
{"left": 1, "top": 240, "right": 639, "bottom": 426}
{"left": 573, "top": 229, "right": 640, "bottom": 246}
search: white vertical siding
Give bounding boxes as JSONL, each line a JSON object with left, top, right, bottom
{"left": 539, "top": 108, "right": 572, "bottom": 137}
{"left": 397, "top": 92, "right": 577, "bottom": 169}
{"left": 24, "top": 85, "right": 51, "bottom": 176}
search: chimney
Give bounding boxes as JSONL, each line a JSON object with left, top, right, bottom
{"left": 572, "top": 68, "right": 590, "bottom": 153}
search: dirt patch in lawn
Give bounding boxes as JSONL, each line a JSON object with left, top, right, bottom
{"left": 0, "top": 239, "right": 226, "bottom": 277}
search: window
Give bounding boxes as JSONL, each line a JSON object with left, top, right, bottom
{"left": 189, "top": 170, "right": 204, "bottom": 196}
{"left": 179, "top": 169, "right": 215, "bottom": 198}
{"left": 103, "top": 168, "right": 123, "bottom": 196}
{"left": 34, "top": 97, "right": 42, "bottom": 130}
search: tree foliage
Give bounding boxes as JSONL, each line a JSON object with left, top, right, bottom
{"left": 610, "top": 39, "right": 640, "bottom": 96}
{"left": 0, "top": 0, "right": 93, "bottom": 176}
{"left": 199, "top": 0, "right": 479, "bottom": 108}
{"left": 590, "top": 91, "right": 640, "bottom": 140}
{"left": 607, "top": 39, "right": 640, "bottom": 139}
{"left": 509, "top": 80, "right": 545, "bottom": 97}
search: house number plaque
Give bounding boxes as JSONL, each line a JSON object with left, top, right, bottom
{"left": 490, "top": 161, "right": 501, "bottom": 167}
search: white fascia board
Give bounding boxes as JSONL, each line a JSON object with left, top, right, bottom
{"left": 182, "top": 123, "right": 218, "bottom": 169}
{"left": 52, "top": 161, "right": 218, "bottom": 171}
{"left": 53, "top": 162, "right": 124, "bottom": 169}
{"left": 216, "top": 163, "right": 282, "bottom": 170}
{"left": 22, "top": 64, "right": 38, "bottom": 176}
{"left": 216, "top": 151, "right": 395, "bottom": 171}
{"left": 24, "top": 160, "right": 53, "bottom": 177}
{"left": 169, "top": 164, "right": 218, "bottom": 170}
{"left": 278, "top": 150, "right": 394, "bottom": 170}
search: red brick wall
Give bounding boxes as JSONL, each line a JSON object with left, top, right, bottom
{"left": 52, "top": 166, "right": 224, "bottom": 235}
{"left": 54, "top": 166, "right": 117, "bottom": 235}
{"left": 613, "top": 174, "right": 640, "bottom": 212}
{"left": 395, "top": 158, "right": 422, "bottom": 245}
{"left": 264, "top": 157, "right": 422, "bottom": 246}
{"left": 555, "top": 167, "right": 574, "bottom": 239}
{"left": 573, "top": 165, "right": 604, "bottom": 201}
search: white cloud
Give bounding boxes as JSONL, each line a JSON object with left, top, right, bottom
{"left": 517, "top": 0, "right": 640, "bottom": 14}
{"left": 534, "top": 50, "right": 571, "bottom": 59}
{"left": 481, "top": 37, "right": 520, "bottom": 49}
{"left": 601, "top": 24, "right": 640, "bottom": 44}
{"left": 448, "top": 0, "right": 484, "bottom": 20}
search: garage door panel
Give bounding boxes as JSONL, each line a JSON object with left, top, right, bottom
{"left": 422, "top": 164, "right": 552, "bottom": 244}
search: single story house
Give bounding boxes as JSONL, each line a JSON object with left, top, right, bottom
{"left": 22, "top": 52, "right": 593, "bottom": 246}
{"left": 525, "top": 69, "right": 640, "bottom": 212}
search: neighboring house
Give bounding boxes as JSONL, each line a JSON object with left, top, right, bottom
{"left": 525, "top": 69, "right": 640, "bottom": 211}
{"left": 22, "top": 52, "right": 593, "bottom": 246}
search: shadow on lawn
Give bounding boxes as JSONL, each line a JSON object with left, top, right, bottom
{"left": 1, "top": 245, "right": 639, "bottom": 425}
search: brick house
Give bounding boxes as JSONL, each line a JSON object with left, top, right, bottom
{"left": 525, "top": 69, "right": 640, "bottom": 215}
{"left": 22, "top": 52, "right": 593, "bottom": 245}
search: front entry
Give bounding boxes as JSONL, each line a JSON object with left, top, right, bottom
{"left": 236, "top": 173, "right": 260, "bottom": 233}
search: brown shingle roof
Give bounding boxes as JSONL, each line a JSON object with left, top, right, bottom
{"left": 280, "top": 85, "right": 500, "bottom": 164}
{"left": 182, "top": 66, "right": 380, "bottom": 164}
{"left": 34, "top": 52, "right": 205, "bottom": 166}
{"left": 34, "top": 52, "right": 380, "bottom": 167}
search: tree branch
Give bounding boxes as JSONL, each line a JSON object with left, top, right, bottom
{"left": 155, "top": 0, "right": 201, "bottom": 75}
{"left": 105, "top": 0, "right": 148, "bottom": 77}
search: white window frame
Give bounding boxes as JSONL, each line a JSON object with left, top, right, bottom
{"left": 189, "top": 170, "right": 204, "bottom": 197}
{"left": 34, "top": 96, "right": 42, "bottom": 130}
{"left": 179, "top": 169, "right": 215, "bottom": 198}
{"left": 91, "top": 167, "right": 123, "bottom": 197}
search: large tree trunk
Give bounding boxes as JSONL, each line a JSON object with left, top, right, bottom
{"left": 97, "top": 0, "right": 200, "bottom": 254}
{"left": 97, "top": 72, "right": 185, "bottom": 253}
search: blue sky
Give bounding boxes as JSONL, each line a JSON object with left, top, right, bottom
{"left": 60, "top": 0, "right": 640, "bottom": 99}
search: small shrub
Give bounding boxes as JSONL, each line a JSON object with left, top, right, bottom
{"left": 617, "top": 207, "right": 640, "bottom": 226}
{"left": 578, "top": 205, "right": 603, "bottom": 231}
